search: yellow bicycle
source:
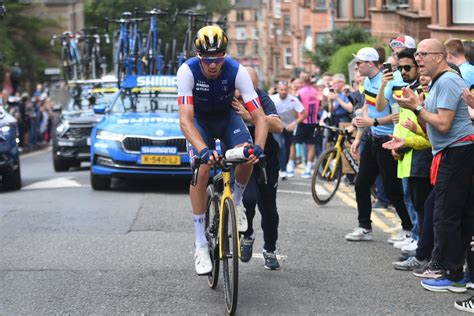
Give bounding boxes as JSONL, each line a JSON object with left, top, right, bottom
{"left": 192, "top": 154, "right": 259, "bottom": 315}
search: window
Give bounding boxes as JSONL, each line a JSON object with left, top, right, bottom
{"left": 353, "top": 0, "right": 366, "bottom": 18}
{"left": 236, "top": 27, "right": 246, "bottom": 40}
{"left": 273, "top": 0, "right": 281, "bottom": 18}
{"left": 304, "top": 26, "right": 313, "bottom": 50}
{"left": 452, "top": 0, "right": 474, "bottom": 24}
{"left": 303, "top": 0, "right": 311, "bottom": 7}
{"left": 284, "top": 47, "right": 292, "bottom": 68}
{"left": 254, "top": 10, "right": 259, "bottom": 21}
{"left": 316, "top": 32, "right": 326, "bottom": 43}
{"left": 337, "top": 0, "right": 347, "bottom": 18}
{"left": 252, "top": 27, "right": 259, "bottom": 39}
{"left": 314, "top": 0, "right": 326, "bottom": 10}
{"left": 236, "top": 11, "right": 244, "bottom": 22}
{"left": 283, "top": 15, "right": 291, "bottom": 35}
{"left": 254, "top": 42, "right": 259, "bottom": 55}
{"left": 237, "top": 43, "right": 246, "bottom": 56}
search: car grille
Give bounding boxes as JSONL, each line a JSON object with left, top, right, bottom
{"left": 63, "top": 126, "right": 93, "bottom": 139}
{"left": 122, "top": 137, "right": 187, "bottom": 153}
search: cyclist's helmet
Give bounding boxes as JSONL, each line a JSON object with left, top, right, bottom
{"left": 194, "top": 25, "right": 228, "bottom": 54}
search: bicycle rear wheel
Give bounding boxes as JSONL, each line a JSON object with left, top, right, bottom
{"left": 312, "top": 147, "right": 342, "bottom": 205}
{"left": 222, "top": 197, "right": 238, "bottom": 315}
{"left": 205, "top": 184, "right": 220, "bottom": 289}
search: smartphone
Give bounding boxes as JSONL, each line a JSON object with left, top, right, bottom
{"left": 329, "top": 88, "right": 335, "bottom": 93}
{"left": 383, "top": 62, "right": 392, "bottom": 73}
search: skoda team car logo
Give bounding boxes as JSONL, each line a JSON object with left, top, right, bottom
{"left": 155, "top": 129, "right": 165, "bottom": 136}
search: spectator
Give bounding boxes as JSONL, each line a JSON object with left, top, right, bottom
{"left": 345, "top": 47, "right": 413, "bottom": 242}
{"left": 327, "top": 73, "right": 354, "bottom": 127}
{"left": 294, "top": 72, "right": 322, "bottom": 178}
{"left": 395, "top": 38, "right": 474, "bottom": 292}
{"left": 270, "top": 81, "right": 307, "bottom": 180}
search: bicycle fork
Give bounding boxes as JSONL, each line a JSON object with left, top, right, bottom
{"left": 218, "top": 171, "right": 241, "bottom": 260}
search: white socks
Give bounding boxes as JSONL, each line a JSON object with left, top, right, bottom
{"left": 194, "top": 214, "right": 207, "bottom": 247}
{"left": 305, "top": 161, "right": 313, "bottom": 173}
{"left": 233, "top": 180, "right": 247, "bottom": 206}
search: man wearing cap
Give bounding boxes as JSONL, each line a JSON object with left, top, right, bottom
{"left": 346, "top": 47, "right": 413, "bottom": 242}
{"left": 270, "top": 81, "right": 307, "bottom": 180}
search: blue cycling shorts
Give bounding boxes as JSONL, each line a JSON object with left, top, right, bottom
{"left": 187, "top": 110, "right": 253, "bottom": 160}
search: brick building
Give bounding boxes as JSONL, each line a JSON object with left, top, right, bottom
{"left": 227, "top": 0, "right": 474, "bottom": 87}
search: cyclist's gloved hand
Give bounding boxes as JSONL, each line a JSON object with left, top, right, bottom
{"left": 252, "top": 145, "right": 264, "bottom": 158}
{"left": 198, "top": 147, "right": 213, "bottom": 164}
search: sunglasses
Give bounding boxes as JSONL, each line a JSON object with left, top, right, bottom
{"left": 278, "top": 80, "right": 288, "bottom": 85}
{"left": 198, "top": 54, "right": 226, "bottom": 65}
{"left": 398, "top": 65, "right": 417, "bottom": 72}
{"left": 390, "top": 40, "right": 405, "bottom": 49}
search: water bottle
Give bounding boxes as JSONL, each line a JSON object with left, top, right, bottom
{"left": 355, "top": 108, "right": 366, "bottom": 132}
{"left": 225, "top": 146, "right": 254, "bottom": 160}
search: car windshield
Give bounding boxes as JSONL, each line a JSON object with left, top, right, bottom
{"left": 66, "top": 86, "right": 117, "bottom": 111}
{"left": 110, "top": 89, "right": 178, "bottom": 113}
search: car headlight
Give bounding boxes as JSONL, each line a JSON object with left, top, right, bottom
{"left": 1, "top": 125, "right": 10, "bottom": 133}
{"left": 96, "top": 130, "right": 124, "bottom": 141}
{"left": 56, "top": 122, "right": 68, "bottom": 134}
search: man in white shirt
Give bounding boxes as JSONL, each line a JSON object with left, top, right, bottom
{"left": 270, "top": 81, "right": 307, "bottom": 179}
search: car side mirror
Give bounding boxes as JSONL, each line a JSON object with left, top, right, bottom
{"left": 52, "top": 104, "right": 62, "bottom": 113}
{"left": 93, "top": 104, "right": 106, "bottom": 114}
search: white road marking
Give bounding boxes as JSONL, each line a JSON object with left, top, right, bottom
{"left": 20, "top": 146, "right": 52, "bottom": 158}
{"left": 252, "top": 253, "right": 288, "bottom": 260}
{"left": 22, "top": 177, "right": 83, "bottom": 190}
{"left": 278, "top": 189, "right": 311, "bottom": 195}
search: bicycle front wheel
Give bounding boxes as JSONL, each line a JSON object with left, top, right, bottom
{"left": 222, "top": 197, "right": 238, "bottom": 315}
{"left": 205, "top": 184, "right": 220, "bottom": 289}
{"left": 312, "top": 147, "right": 342, "bottom": 205}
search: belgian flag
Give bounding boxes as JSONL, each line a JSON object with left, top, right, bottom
{"left": 365, "top": 90, "right": 377, "bottom": 107}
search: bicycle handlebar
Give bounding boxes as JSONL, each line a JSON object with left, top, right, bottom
{"left": 135, "top": 8, "right": 169, "bottom": 17}
{"left": 105, "top": 16, "right": 147, "bottom": 33}
{"left": 191, "top": 154, "right": 267, "bottom": 186}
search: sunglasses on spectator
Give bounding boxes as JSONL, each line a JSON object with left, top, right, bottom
{"left": 398, "top": 65, "right": 417, "bottom": 72}
{"left": 414, "top": 51, "right": 444, "bottom": 59}
{"left": 197, "top": 53, "right": 226, "bottom": 65}
{"left": 278, "top": 80, "right": 288, "bottom": 85}
{"left": 390, "top": 40, "right": 406, "bottom": 49}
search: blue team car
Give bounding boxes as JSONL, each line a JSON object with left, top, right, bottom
{"left": 89, "top": 75, "right": 190, "bottom": 190}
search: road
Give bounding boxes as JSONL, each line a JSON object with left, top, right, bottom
{"left": 0, "top": 147, "right": 463, "bottom": 314}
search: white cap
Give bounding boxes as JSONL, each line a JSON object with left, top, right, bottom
{"left": 390, "top": 35, "right": 416, "bottom": 49}
{"left": 353, "top": 47, "right": 379, "bottom": 62}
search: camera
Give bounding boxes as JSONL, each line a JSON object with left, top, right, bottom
{"left": 329, "top": 88, "right": 334, "bottom": 93}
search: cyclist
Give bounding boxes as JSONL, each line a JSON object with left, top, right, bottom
{"left": 177, "top": 25, "right": 268, "bottom": 275}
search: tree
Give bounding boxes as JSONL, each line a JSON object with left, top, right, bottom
{"left": 0, "top": 0, "right": 56, "bottom": 88}
{"left": 306, "top": 23, "right": 376, "bottom": 73}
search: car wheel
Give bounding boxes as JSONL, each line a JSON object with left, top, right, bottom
{"left": 90, "top": 172, "right": 111, "bottom": 190}
{"left": 53, "top": 158, "right": 70, "bottom": 172}
{"left": 3, "top": 165, "right": 22, "bottom": 190}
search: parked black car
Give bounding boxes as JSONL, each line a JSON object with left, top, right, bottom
{"left": 0, "top": 106, "right": 21, "bottom": 190}
{"left": 52, "top": 79, "right": 117, "bottom": 172}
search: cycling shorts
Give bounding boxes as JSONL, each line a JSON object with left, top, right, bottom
{"left": 187, "top": 110, "right": 253, "bottom": 161}
{"left": 294, "top": 123, "right": 319, "bottom": 144}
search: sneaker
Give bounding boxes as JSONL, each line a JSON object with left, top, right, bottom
{"left": 194, "top": 244, "right": 212, "bottom": 275}
{"left": 421, "top": 277, "right": 467, "bottom": 293}
{"left": 399, "top": 249, "right": 417, "bottom": 261}
{"left": 287, "top": 170, "right": 295, "bottom": 178}
{"left": 392, "top": 256, "right": 427, "bottom": 271}
{"left": 345, "top": 227, "right": 373, "bottom": 241}
{"left": 236, "top": 204, "right": 248, "bottom": 232}
{"left": 372, "top": 200, "right": 389, "bottom": 209}
{"left": 263, "top": 250, "right": 280, "bottom": 270}
{"left": 401, "top": 239, "right": 418, "bottom": 252}
{"left": 301, "top": 172, "right": 311, "bottom": 179}
{"left": 279, "top": 171, "right": 287, "bottom": 180}
{"left": 394, "top": 237, "right": 415, "bottom": 249}
{"left": 454, "top": 297, "right": 474, "bottom": 313}
{"left": 387, "top": 230, "right": 411, "bottom": 245}
{"left": 413, "top": 259, "right": 444, "bottom": 279}
{"left": 240, "top": 233, "right": 255, "bottom": 263}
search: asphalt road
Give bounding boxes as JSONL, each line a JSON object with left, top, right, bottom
{"left": 0, "top": 147, "right": 465, "bottom": 314}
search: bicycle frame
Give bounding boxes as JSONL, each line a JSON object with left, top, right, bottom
{"left": 320, "top": 128, "right": 359, "bottom": 179}
{"left": 128, "top": 20, "right": 144, "bottom": 75}
{"left": 217, "top": 165, "right": 241, "bottom": 260}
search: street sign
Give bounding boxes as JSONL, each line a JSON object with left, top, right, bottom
{"left": 44, "top": 68, "right": 61, "bottom": 75}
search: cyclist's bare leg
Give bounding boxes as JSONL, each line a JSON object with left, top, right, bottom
{"left": 189, "top": 163, "right": 211, "bottom": 215}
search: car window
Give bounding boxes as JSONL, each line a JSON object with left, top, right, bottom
{"left": 66, "top": 86, "right": 117, "bottom": 111}
{"left": 111, "top": 91, "right": 178, "bottom": 113}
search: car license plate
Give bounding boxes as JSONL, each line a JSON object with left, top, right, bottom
{"left": 141, "top": 155, "right": 181, "bottom": 165}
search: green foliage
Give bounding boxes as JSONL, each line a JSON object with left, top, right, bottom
{"left": 328, "top": 43, "right": 372, "bottom": 79}
{"left": 0, "top": 0, "right": 57, "bottom": 86}
{"left": 308, "top": 23, "right": 376, "bottom": 73}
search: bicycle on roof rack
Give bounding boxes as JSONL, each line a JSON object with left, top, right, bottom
{"left": 78, "top": 27, "right": 110, "bottom": 79}
{"left": 173, "top": 10, "right": 207, "bottom": 68}
{"left": 51, "top": 31, "right": 82, "bottom": 83}
{"left": 135, "top": 8, "right": 170, "bottom": 75}
{"left": 105, "top": 12, "right": 146, "bottom": 84}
